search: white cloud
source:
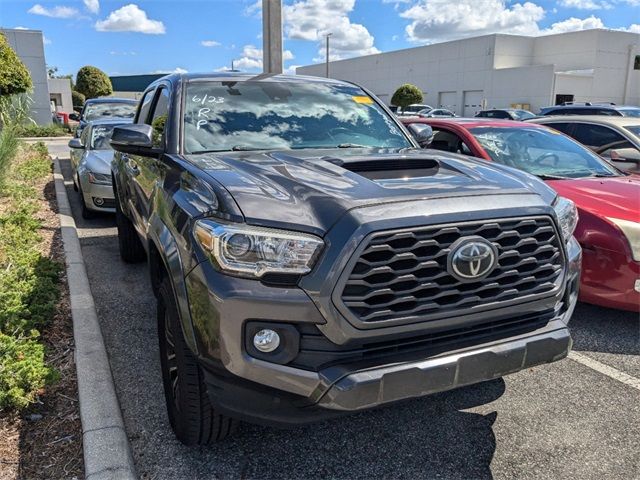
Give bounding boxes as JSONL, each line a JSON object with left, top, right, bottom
{"left": 28, "top": 4, "right": 78, "bottom": 18}
{"left": 14, "top": 26, "right": 29, "bottom": 30}
{"left": 541, "top": 15, "right": 605, "bottom": 34}
{"left": 43, "top": 35, "right": 51, "bottom": 45}
{"left": 559, "top": 0, "right": 611, "bottom": 10}
{"left": 201, "top": 40, "right": 221, "bottom": 47}
{"left": 624, "top": 23, "right": 640, "bottom": 32}
{"left": 399, "top": 0, "right": 544, "bottom": 43}
{"left": 83, "top": 0, "right": 99, "bottom": 14}
{"left": 229, "top": 44, "right": 295, "bottom": 71}
{"left": 153, "top": 67, "right": 188, "bottom": 74}
{"left": 284, "top": 64, "right": 301, "bottom": 75}
{"left": 95, "top": 4, "right": 165, "bottom": 34}
{"left": 284, "top": 0, "right": 380, "bottom": 60}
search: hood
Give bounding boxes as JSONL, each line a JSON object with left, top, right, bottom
{"left": 84, "top": 150, "right": 114, "bottom": 175}
{"left": 547, "top": 175, "right": 640, "bottom": 223}
{"left": 187, "top": 148, "right": 555, "bottom": 235}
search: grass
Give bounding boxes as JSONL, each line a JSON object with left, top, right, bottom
{"left": 0, "top": 138, "right": 61, "bottom": 410}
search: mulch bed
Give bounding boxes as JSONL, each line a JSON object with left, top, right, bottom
{"left": 0, "top": 159, "right": 83, "bottom": 479}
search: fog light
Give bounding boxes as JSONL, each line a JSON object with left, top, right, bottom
{"left": 253, "top": 329, "right": 280, "bottom": 353}
{"left": 93, "top": 197, "right": 104, "bottom": 206}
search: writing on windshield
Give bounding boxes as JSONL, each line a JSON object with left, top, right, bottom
{"left": 183, "top": 81, "right": 410, "bottom": 153}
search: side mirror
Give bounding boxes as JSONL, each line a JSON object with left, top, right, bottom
{"left": 609, "top": 148, "right": 640, "bottom": 162}
{"left": 68, "top": 138, "right": 84, "bottom": 149}
{"left": 407, "top": 123, "right": 434, "bottom": 147}
{"left": 110, "top": 124, "right": 155, "bottom": 155}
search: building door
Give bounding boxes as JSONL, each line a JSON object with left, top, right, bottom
{"left": 555, "top": 94, "right": 574, "bottom": 105}
{"left": 463, "top": 90, "right": 483, "bottom": 117}
{"left": 438, "top": 91, "right": 457, "bottom": 112}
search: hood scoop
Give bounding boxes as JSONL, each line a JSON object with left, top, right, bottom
{"left": 322, "top": 156, "right": 440, "bottom": 180}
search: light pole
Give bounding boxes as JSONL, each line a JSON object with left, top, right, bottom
{"left": 262, "top": 0, "right": 283, "bottom": 74}
{"left": 325, "top": 32, "right": 332, "bottom": 78}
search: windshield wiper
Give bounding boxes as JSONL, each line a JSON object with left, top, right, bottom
{"left": 337, "top": 143, "right": 368, "bottom": 148}
{"left": 535, "top": 174, "right": 569, "bottom": 180}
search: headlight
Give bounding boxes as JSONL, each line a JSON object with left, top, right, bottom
{"left": 608, "top": 217, "right": 640, "bottom": 261}
{"left": 194, "top": 220, "right": 324, "bottom": 278}
{"left": 553, "top": 196, "right": 578, "bottom": 241}
{"left": 87, "top": 171, "right": 112, "bottom": 185}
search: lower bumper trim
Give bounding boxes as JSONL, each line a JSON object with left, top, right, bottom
{"left": 317, "top": 327, "right": 571, "bottom": 411}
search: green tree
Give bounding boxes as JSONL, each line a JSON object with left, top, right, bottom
{"left": 0, "top": 33, "right": 32, "bottom": 96}
{"left": 75, "top": 65, "right": 112, "bottom": 99}
{"left": 71, "top": 90, "right": 85, "bottom": 110}
{"left": 391, "top": 84, "right": 423, "bottom": 111}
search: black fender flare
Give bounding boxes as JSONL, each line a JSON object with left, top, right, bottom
{"left": 148, "top": 213, "right": 199, "bottom": 355}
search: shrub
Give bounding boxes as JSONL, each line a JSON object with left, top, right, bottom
{"left": 0, "top": 142, "right": 60, "bottom": 411}
{"left": 75, "top": 65, "right": 112, "bottom": 99}
{"left": 14, "top": 123, "right": 69, "bottom": 138}
{"left": 0, "top": 127, "right": 19, "bottom": 188}
{"left": 391, "top": 84, "right": 424, "bottom": 110}
{"left": 71, "top": 90, "right": 85, "bottom": 110}
{"left": 0, "top": 33, "right": 32, "bottom": 96}
{"left": 0, "top": 332, "right": 56, "bottom": 410}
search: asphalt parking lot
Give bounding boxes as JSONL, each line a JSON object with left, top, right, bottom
{"left": 47, "top": 139, "right": 640, "bottom": 479}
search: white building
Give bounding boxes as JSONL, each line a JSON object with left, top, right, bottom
{"left": 297, "top": 29, "right": 640, "bottom": 116}
{"left": 1, "top": 28, "right": 51, "bottom": 125}
{"left": 48, "top": 77, "right": 73, "bottom": 114}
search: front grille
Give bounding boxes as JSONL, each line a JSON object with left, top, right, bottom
{"left": 338, "top": 216, "right": 564, "bottom": 325}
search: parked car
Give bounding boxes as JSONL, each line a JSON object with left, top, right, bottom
{"left": 475, "top": 109, "right": 536, "bottom": 121}
{"left": 402, "top": 117, "right": 639, "bottom": 311}
{"left": 395, "top": 103, "right": 433, "bottom": 117}
{"left": 68, "top": 119, "right": 132, "bottom": 218}
{"left": 418, "top": 108, "right": 456, "bottom": 118}
{"left": 109, "top": 73, "right": 580, "bottom": 444}
{"left": 74, "top": 98, "right": 137, "bottom": 138}
{"left": 539, "top": 103, "right": 640, "bottom": 117}
{"left": 527, "top": 115, "right": 640, "bottom": 173}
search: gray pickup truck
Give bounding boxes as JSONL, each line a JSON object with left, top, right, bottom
{"left": 110, "top": 73, "right": 581, "bottom": 445}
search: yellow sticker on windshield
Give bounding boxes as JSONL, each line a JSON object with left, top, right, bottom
{"left": 353, "top": 96, "right": 373, "bottom": 104}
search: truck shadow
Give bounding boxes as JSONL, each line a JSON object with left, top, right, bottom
{"left": 200, "top": 379, "right": 505, "bottom": 479}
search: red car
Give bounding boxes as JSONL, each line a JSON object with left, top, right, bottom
{"left": 402, "top": 118, "right": 640, "bottom": 312}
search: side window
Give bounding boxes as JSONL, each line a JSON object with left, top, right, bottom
{"left": 136, "top": 89, "right": 156, "bottom": 124}
{"left": 148, "top": 87, "right": 170, "bottom": 148}
{"left": 429, "top": 128, "right": 473, "bottom": 155}
{"left": 544, "top": 122, "right": 573, "bottom": 135}
{"left": 572, "top": 124, "right": 625, "bottom": 148}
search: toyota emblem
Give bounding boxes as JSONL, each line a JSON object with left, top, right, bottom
{"left": 447, "top": 237, "right": 498, "bottom": 282}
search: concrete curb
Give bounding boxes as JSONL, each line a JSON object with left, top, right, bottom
{"left": 52, "top": 158, "right": 137, "bottom": 480}
{"left": 20, "top": 136, "right": 72, "bottom": 142}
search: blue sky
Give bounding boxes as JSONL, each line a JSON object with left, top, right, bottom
{"left": 1, "top": 0, "right": 638, "bottom": 78}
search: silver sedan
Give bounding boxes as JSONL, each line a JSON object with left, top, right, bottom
{"left": 68, "top": 119, "right": 132, "bottom": 218}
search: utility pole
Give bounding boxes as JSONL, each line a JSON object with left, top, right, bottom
{"left": 262, "top": 0, "right": 283, "bottom": 74}
{"left": 325, "top": 33, "right": 332, "bottom": 78}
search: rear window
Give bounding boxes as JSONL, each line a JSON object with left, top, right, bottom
{"left": 83, "top": 103, "right": 136, "bottom": 122}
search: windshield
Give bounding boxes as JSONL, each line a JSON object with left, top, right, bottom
{"left": 512, "top": 110, "right": 535, "bottom": 120}
{"left": 620, "top": 108, "right": 640, "bottom": 118}
{"left": 90, "top": 124, "right": 118, "bottom": 150}
{"left": 84, "top": 103, "right": 136, "bottom": 122}
{"left": 183, "top": 81, "right": 411, "bottom": 153}
{"left": 470, "top": 126, "right": 619, "bottom": 178}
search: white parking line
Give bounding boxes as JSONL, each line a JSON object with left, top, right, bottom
{"left": 569, "top": 351, "right": 640, "bottom": 392}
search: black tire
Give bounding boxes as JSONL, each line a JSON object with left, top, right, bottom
{"left": 114, "top": 186, "right": 146, "bottom": 263}
{"left": 157, "top": 277, "right": 237, "bottom": 445}
{"left": 77, "top": 176, "right": 96, "bottom": 220}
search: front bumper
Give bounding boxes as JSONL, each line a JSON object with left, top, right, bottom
{"left": 78, "top": 174, "right": 116, "bottom": 213}
{"left": 185, "top": 230, "right": 581, "bottom": 424}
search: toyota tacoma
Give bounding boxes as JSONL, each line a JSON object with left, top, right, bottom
{"left": 110, "top": 73, "right": 581, "bottom": 445}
